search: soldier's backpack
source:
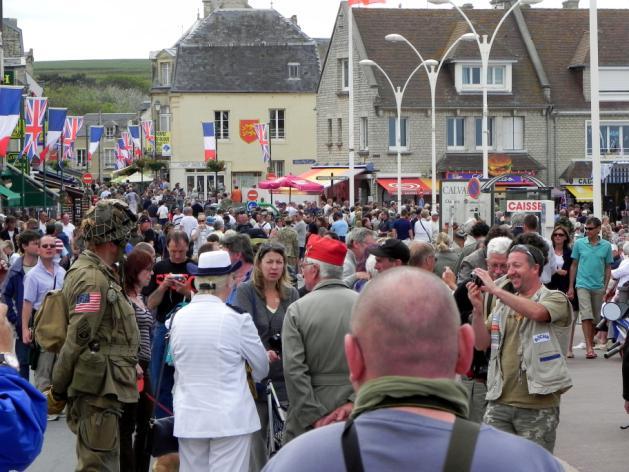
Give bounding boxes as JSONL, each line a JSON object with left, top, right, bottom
{"left": 33, "top": 290, "right": 69, "bottom": 353}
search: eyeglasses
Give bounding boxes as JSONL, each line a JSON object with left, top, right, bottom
{"left": 585, "top": 226, "right": 598, "bottom": 231}
{"left": 552, "top": 233, "right": 567, "bottom": 238}
{"left": 198, "top": 220, "right": 206, "bottom": 223}
{"left": 40, "top": 244, "right": 56, "bottom": 249}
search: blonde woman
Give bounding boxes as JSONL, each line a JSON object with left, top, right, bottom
{"left": 433, "top": 232, "right": 458, "bottom": 278}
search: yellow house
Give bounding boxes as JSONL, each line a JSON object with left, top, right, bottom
{"left": 150, "top": 0, "right": 326, "bottom": 200}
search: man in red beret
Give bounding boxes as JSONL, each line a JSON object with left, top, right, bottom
{"left": 281, "top": 235, "right": 358, "bottom": 443}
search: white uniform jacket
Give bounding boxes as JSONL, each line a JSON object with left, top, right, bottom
{"left": 170, "top": 294, "right": 269, "bottom": 438}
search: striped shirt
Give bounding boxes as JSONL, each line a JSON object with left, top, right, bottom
{"left": 132, "top": 301, "right": 154, "bottom": 362}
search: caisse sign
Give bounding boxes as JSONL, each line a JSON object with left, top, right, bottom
{"left": 506, "top": 200, "right": 543, "bottom": 212}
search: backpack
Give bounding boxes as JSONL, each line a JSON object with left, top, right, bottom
{"left": 33, "top": 289, "right": 69, "bottom": 353}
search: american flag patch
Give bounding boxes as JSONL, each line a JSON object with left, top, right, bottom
{"left": 75, "top": 292, "right": 101, "bottom": 313}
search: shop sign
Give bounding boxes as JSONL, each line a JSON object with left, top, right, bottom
{"left": 571, "top": 178, "right": 592, "bottom": 185}
{"left": 506, "top": 200, "right": 543, "bottom": 212}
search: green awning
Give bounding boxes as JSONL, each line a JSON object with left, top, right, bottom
{"left": 2, "top": 164, "right": 58, "bottom": 208}
{"left": 0, "top": 185, "right": 21, "bottom": 207}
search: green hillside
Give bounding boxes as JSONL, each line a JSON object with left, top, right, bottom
{"left": 34, "top": 59, "right": 151, "bottom": 80}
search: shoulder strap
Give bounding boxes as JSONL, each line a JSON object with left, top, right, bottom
{"left": 150, "top": 308, "right": 180, "bottom": 418}
{"left": 341, "top": 418, "right": 365, "bottom": 472}
{"left": 443, "top": 418, "right": 481, "bottom": 472}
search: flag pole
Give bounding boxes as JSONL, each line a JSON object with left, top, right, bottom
{"left": 43, "top": 108, "right": 48, "bottom": 211}
{"left": 85, "top": 124, "right": 89, "bottom": 173}
{"left": 140, "top": 124, "right": 144, "bottom": 190}
{"left": 60, "top": 126, "right": 64, "bottom": 215}
{"left": 98, "top": 111, "right": 102, "bottom": 185}
{"left": 268, "top": 122, "right": 273, "bottom": 205}
{"left": 19, "top": 94, "right": 25, "bottom": 212}
{"left": 348, "top": 2, "right": 355, "bottom": 207}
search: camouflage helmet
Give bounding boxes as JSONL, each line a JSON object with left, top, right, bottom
{"left": 81, "top": 199, "right": 137, "bottom": 245}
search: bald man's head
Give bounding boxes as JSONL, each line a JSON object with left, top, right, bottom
{"left": 350, "top": 267, "right": 462, "bottom": 380}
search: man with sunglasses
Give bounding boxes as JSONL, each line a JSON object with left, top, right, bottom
{"left": 468, "top": 238, "right": 572, "bottom": 453}
{"left": 568, "top": 216, "right": 613, "bottom": 359}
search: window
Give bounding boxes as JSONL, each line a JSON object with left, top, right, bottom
{"left": 447, "top": 117, "right": 465, "bottom": 149}
{"left": 475, "top": 117, "right": 494, "bottom": 148}
{"left": 337, "top": 118, "right": 343, "bottom": 145}
{"left": 270, "top": 160, "right": 285, "bottom": 177}
{"left": 214, "top": 111, "right": 229, "bottom": 140}
{"left": 288, "top": 63, "right": 300, "bottom": 80}
{"left": 388, "top": 117, "right": 408, "bottom": 150}
{"left": 76, "top": 149, "right": 87, "bottom": 167}
{"left": 270, "top": 109, "right": 285, "bottom": 139}
{"left": 159, "top": 105, "right": 171, "bottom": 132}
{"left": 587, "top": 122, "right": 629, "bottom": 156}
{"left": 502, "top": 117, "right": 524, "bottom": 150}
{"left": 105, "top": 126, "right": 115, "bottom": 139}
{"left": 327, "top": 118, "right": 333, "bottom": 145}
{"left": 458, "top": 63, "right": 510, "bottom": 93}
{"left": 159, "top": 62, "right": 171, "bottom": 86}
{"left": 599, "top": 68, "right": 629, "bottom": 101}
{"left": 341, "top": 59, "right": 349, "bottom": 91}
{"left": 359, "top": 117, "right": 368, "bottom": 151}
{"left": 104, "top": 149, "right": 117, "bottom": 169}
{"left": 463, "top": 65, "right": 505, "bottom": 86}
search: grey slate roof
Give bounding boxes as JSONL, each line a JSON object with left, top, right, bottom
{"left": 172, "top": 9, "right": 321, "bottom": 93}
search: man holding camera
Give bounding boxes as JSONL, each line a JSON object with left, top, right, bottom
{"left": 468, "top": 239, "right": 572, "bottom": 453}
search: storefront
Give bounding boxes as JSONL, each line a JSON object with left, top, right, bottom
{"left": 298, "top": 164, "right": 375, "bottom": 204}
{"left": 375, "top": 177, "right": 433, "bottom": 205}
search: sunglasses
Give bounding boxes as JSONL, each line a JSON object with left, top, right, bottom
{"left": 40, "top": 244, "right": 56, "bottom": 249}
{"left": 552, "top": 232, "right": 567, "bottom": 238}
{"left": 585, "top": 226, "right": 598, "bottom": 231}
{"left": 509, "top": 244, "right": 543, "bottom": 267}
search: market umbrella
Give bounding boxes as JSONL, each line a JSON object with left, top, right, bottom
{"left": 258, "top": 174, "right": 323, "bottom": 202}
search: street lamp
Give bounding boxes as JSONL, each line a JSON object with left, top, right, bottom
{"left": 428, "top": 0, "right": 543, "bottom": 179}
{"left": 385, "top": 32, "right": 477, "bottom": 208}
{"left": 153, "top": 100, "right": 161, "bottom": 161}
{"left": 360, "top": 57, "right": 438, "bottom": 210}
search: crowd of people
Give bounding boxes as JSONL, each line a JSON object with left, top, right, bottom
{"left": 0, "top": 179, "right": 628, "bottom": 472}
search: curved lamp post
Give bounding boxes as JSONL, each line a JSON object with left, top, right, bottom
{"left": 360, "top": 57, "right": 438, "bottom": 210}
{"left": 428, "top": 0, "right": 543, "bottom": 179}
{"left": 385, "top": 32, "right": 477, "bottom": 207}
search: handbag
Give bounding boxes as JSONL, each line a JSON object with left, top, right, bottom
{"left": 145, "top": 309, "right": 180, "bottom": 457}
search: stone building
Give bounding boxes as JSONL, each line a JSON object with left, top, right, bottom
{"left": 149, "top": 0, "right": 327, "bottom": 200}
{"left": 318, "top": 1, "right": 629, "bottom": 206}
{"left": 2, "top": 18, "right": 41, "bottom": 95}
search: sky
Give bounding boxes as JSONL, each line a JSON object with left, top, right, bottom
{"left": 4, "top": 0, "right": 628, "bottom": 61}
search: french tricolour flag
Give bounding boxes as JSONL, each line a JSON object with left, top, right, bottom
{"left": 0, "top": 86, "right": 22, "bottom": 157}
{"left": 202, "top": 122, "right": 216, "bottom": 161}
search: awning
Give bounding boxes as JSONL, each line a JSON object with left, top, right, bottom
{"left": 437, "top": 152, "right": 545, "bottom": 174}
{"left": 299, "top": 167, "right": 365, "bottom": 188}
{"left": 566, "top": 185, "right": 593, "bottom": 202}
{"left": 111, "top": 171, "right": 154, "bottom": 184}
{"left": 376, "top": 178, "right": 433, "bottom": 195}
{"left": 0, "top": 185, "right": 21, "bottom": 207}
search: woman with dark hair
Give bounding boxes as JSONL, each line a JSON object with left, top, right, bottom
{"left": 546, "top": 225, "right": 579, "bottom": 358}
{"left": 119, "top": 249, "right": 155, "bottom": 471}
{"left": 235, "top": 243, "right": 299, "bottom": 470}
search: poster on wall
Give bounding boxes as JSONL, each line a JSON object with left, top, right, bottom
{"left": 441, "top": 179, "right": 491, "bottom": 229}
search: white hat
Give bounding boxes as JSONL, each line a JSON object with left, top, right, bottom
{"left": 187, "top": 250, "right": 241, "bottom": 276}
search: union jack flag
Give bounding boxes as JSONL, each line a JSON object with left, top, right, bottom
{"left": 22, "top": 97, "right": 48, "bottom": 161}
{"left": 62, "top": 116, "right": 83, "bottom": 160}
{"left": 141, "top": 120, "right": 154, "bottom": 144}
{"left": 254, "top": 123, "right": 271, "bottom": 164}
{"left": 116, "top": 137, "right": 130, "bottom": 167}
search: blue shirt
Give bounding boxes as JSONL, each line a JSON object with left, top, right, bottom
{"left": 393, "top": 218, "right": 412, "bottom": 240}
{"left": 330, "top": 219, "right": 349, "bottom": 238}
{"left": 23, "top": 259, "right": 66, "bottom": 310}
{"left": 572, "top": 236, "right": 613, "bottom": 290}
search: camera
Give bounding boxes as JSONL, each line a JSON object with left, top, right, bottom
{"left": 168, "top": 274, "right": 186, "bottom": 283}
{"left": 471, "top": 273, "right": 484, "bottom": 287}
{"left": 268, "top": 333, "right": 282, "bottom": 354}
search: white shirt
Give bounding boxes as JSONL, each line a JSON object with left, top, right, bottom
{"left": 172, "top": 213, "right": 184, "bottom": 228}
{"left": 62, "top": 222, "right": 75, "bottom": 241}
{"left": 179, "top": 215, "right": 198, "bottom": 237}
{"left": 612, "top": 257, "right": 629, "bottom": 291}
{"left": 170, "top": 294, "right": 268, "bottom": 438}
{"left": 157, "top": 205, "right": 169, "bottom": 219}
{"left": 413, "top": 219, "right": 432, "bottom": 242}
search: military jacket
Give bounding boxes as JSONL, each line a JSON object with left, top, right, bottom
{"left": 52, "top": 251, "right": 140, "bottom": 403}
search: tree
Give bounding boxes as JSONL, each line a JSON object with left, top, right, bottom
{"left": 206, "top": 160, "right": 226, "bottom": 192}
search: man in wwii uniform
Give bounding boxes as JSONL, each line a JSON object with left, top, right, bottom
{"left": 48, "top": 200, "right": 140, "bottom": 471}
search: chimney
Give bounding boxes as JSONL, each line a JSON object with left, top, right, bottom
{"left": 290, "top": 15, "right": 298, "bottom": 26}
{"left": 202, "top": 0, "right": 216, "bottom": 17}
{"left": 461, "top": 3, "right": 474, "bottom": 10}
{"left": 489, "top": 0, "right": 512, "bottom": 9}
{"left": 562, "top": 0, "right": 579, "bottom": 8}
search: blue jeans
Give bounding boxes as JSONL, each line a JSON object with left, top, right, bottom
{"left": 149, "top": 321, "right": 174, "bottom": 419}
{"left": 14, "top": 336, "right": 31, "bottom": 380}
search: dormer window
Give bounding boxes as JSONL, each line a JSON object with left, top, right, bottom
{"left": 159, "top": 62, "right": 172, "bottom": 86}
{"left": 455, "top": 62, "right": 512, "bottom": 93}
{"left": 288, "top": 63, "right": 300, "bottom": 80}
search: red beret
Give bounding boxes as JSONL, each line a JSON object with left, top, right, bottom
{"left": 305, "top": 235, "right": 347, "bottom": 266}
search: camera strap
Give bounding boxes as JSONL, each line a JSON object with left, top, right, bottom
{"left": 341, "top": 415, "right": 480, "bottom": 472}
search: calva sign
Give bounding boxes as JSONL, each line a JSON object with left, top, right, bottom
{"left": 506, "top": 200, "right": 544, "bottom": 212}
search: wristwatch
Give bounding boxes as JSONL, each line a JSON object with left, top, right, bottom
{"left": 0, "top": 352, "right": 19, "bottom": 371}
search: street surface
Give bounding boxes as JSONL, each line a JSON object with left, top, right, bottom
{"left": 30, "top": 333, "right": 628, "bottom": 472}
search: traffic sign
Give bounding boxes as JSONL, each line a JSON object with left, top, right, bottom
{"left": 247, "top": 201, "right": 258, "bottom": 212}
{"left": 316, "top": 175, "right": 349, "bottom": 181}
{"left": 247, "top": 189, "right": 259, "bottom": 201}
{"left": 83, "top": 173, "right": 94, "bottom": 185}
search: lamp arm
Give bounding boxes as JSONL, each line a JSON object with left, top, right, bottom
{"left": 401, "top": 62, "right": 429, "bottom": 96}
{"left": 436, "top": 35, "right": 467, "bottom": 78}
{"left": 448, "top": 1, "right": 481, "bottom": 50}
{"left": 370, "top": 61, "right": 397, "bottom": 98}
{"left": 489, "top": 0, "right": 523, "bottom": 48}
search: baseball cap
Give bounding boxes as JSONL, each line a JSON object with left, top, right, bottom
{"left": 368, "top": 239, "right": 410, "bottom": 264}
{"left": 305, "top": 235, "right": 347, "bottom": 266}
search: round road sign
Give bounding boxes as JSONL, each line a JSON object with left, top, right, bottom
{"left": 247, "top": 201, "right": 258, "bottom": 212}
{"left": 83, "top": 173, "right": 94, "bottom": 185}
{"left": 247, "top": 189, "right": 259, "bottom": 201}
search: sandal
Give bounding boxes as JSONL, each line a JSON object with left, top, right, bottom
{"left": 586, "top": 351, "right": 598, "bottom": 359}
{"left": 566, "top": 352, "right": 574, "bottom": 358}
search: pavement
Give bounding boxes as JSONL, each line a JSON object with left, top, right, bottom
{"left": 29, "top": 333, "right": 628, "bottom": 472}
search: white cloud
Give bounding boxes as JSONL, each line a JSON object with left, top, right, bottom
{"left": 4, "top": 0, "right": 628, "bottom": 60}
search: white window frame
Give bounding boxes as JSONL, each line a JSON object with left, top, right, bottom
{"left": 270, "top": 109, "right": 285, "bottom": 140}
{"left": 599, "top": 67, "right": 629, "bottom": 102}
{"left": 75, "top": 149, "right": 87, "bottom": 167}
{"left": 104, "top": 126, "right": 115, "bottom": 139}
{"left": 341, "top": 58, "right": 349, "bottom": 92}
{"left": 585, "top": 120, "right": 629, "bottom": 157}
{"left": 359, "top": 117, "right": 368, "bottom": 151}
{"left": 270, "top": 160, "right": 285, "bottom": 177}
{"left": 502, "top": 116, "right": 524, "bottom": 151}
{"left": 104, "top": 149, "right": 117, "bottom": 169}
{"left": 455, "top": 62, "right": 512, "bottom": 93}
{"left": 288, "top": 63, "right": 300, "bottom": 80}
{"left": 159, "top": 61, "right": 171, "bottom": 86}
{"left": 214, "top": 111, "right": 229, "bottom": 140}
{"left": 388, "top": 116, "right": 409, "bottom": 152}
{"left": 447, "top": 117, "right": 465, "bottom": 150}
{"left": 475, "top": 117, "right": 495, "bottom": 149}
{"left": 159, "top": 106, "right": 171, "bottom": 133}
